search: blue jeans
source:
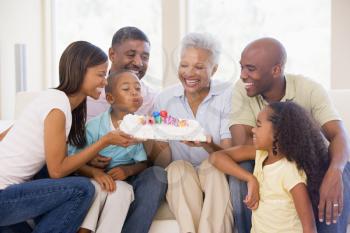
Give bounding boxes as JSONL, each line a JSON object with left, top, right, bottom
{"left": 0, "top": 176, "right": 95, "bottom": 233}
{"left": 229, "top": 161, "right": 254, "bottom": 233}
{"left": 0, "top": 222, "right": 33, "bottom": 233}
{"left": 317, "top": 162, "right": 350, "bottom": 233}
{"left": 122, "top": 166, "right": 167, "bottom": 233}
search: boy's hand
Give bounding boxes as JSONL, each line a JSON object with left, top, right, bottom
{"left": 92, "top": 168, "right": 116, "bottom": 192}
{"left": 244, "top": 176, "right": 260, "bottom": 210}
{"left": 89, "top": 154, "right": 111, "bottom": 169}
{"left": 107, "top": 166, "right": 130, "bottom": 181}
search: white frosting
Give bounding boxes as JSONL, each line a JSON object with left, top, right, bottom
{"left": 119, "top": 114, "right": 207, "bottom": 141}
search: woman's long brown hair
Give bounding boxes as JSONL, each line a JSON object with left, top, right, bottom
{"left": 56, "top": 41, "right": 108, "bottom": 148}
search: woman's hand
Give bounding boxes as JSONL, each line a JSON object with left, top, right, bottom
{"left": 181, "top": 135, "right": 227, "bottom": 153}
{"left": 92, "top": 168, "right": 116, "bottom": 192}
{"left": 104, "top": 129, "right": 143, "bottom": 147}
{"left": 244, "top": 176, "right": 260, "bottom": 210}
{"left": 181, "top": 135, "right": 212, "bottom": 149}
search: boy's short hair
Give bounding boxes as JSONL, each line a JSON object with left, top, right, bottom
{"left": 111, "top": 26, "right": 150, "bottom": 47}
{"left": 105, "top": 69, "right": 136, "bottom": 94}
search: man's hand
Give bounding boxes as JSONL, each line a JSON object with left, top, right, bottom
{"left": 318, "top": 167, "right": 343, "bottom": 225}
{"left": 92, "top": 168, "right": 116, "bottom": 192}
{"left": 107, "top": 166, "right": 130, "bottom": 181}
{"left": 244, "top": 176, "right": 260, "bottom": 210}
{"left": 89, "top": 154, "right": 112, "bottom": 169}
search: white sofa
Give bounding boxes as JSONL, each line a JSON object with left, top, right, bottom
{"left": 1, "top": 90, "right": 350, "bottom": 233}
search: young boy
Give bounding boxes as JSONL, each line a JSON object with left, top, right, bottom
{"left": 86, "top": 28, "right": 167, "bottom": 233}
{"left": 71, "top": 70, "right": 148, "bottom": 233}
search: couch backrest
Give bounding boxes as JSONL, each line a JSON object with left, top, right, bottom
{"left": 15, "top": 91, "right": 40, "bottom": 119}
{"left": 14, "top": 90, "right": 350, "bottom": 135}
{"left": 328, "top": 89, "right": 350, "bottom": 135}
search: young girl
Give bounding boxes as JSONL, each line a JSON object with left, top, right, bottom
{"left": 210, "top": 101, "right": 329, "bottom": 233}
{"left": 0, "top": 41, "right": 138, "bottom": 233}
{"left": 72, "top": 70, "right": 148, "bottom": 233}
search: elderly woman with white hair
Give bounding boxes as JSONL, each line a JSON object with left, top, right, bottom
{"left": 152, "top": 32, "right": 233, "bottom": 233}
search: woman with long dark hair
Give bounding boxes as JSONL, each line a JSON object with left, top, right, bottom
{"left": 0, "top": 41, "right": 137, "bottom": 233}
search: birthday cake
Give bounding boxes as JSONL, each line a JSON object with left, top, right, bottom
{"left": 119, "top": 111, "right": 207, "bottom": 141}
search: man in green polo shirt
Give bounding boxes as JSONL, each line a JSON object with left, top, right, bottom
{"left": 229, "top": 37, "right": 350, "bottom": 233}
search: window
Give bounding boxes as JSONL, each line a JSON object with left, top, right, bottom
{"left": 53, "top": 0, "right": 331, "bottom": 89}
{"left": 188, "top": 0, "right": 331, "bottom": 88}
{"left": 53, "top": 0, "right": 162, "bottom": 89}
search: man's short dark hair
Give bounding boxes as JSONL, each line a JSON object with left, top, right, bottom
{"left": 111, "top": 26, "right": 150, "bottom": 47}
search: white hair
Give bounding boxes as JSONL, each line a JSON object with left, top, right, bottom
{"left": 181, "top": 32, "right": 221, "bottom": 65}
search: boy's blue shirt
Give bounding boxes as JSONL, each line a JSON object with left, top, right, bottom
{"left": 69, "top": 108, "right": 147, "bottom": 171}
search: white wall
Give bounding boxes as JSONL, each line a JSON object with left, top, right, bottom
{"left": 161, "top": 0, "right": 187, "bottom": 87}
{"left": 0, "top": 0, "right": 44, "bottom": 119}
{"left": 0, "top": 0, "right": 349, "bottom": 119}
{"left": 331, "top": 0, "right": 350, "bottom": 89}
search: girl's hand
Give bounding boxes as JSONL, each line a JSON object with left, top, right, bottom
{"left": 244, "top": 176, "right": 260, "bottom": 210}
{"left": 92, "top": 168, "right": 116, "bottom": 192}
{"left": 104, "top": 129, "right": 141, "bottom": 147}
{"left": 107, "top": 166, "right": 130, "bottom": 181}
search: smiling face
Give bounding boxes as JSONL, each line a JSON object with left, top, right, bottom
{"left": 239, "top": 47, "right": 277, "bottom": 98}
{"left": 80, "top": 62, "right": 108, "bottom": 100}
{"left": 109, "top": 39, "right": 150, "bottom": 79}
{"left": 178, "top": 47, "right": 217, "bottom": 94}
{"left": 251, "top": 107, "right": 275, "bottom": 151}
{"left": 106, "top": 71, "right": 143, "bottom": 114}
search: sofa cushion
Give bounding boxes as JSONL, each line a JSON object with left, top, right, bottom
{"left": 154, "top": 201, "right": 175, "bottom": 220}
{"left": 149, "top": 220, "right": 179, "bottom": 233}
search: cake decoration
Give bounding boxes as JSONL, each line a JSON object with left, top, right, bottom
{"left": 119, "top": 110, "right": 206, "bottom": 141}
